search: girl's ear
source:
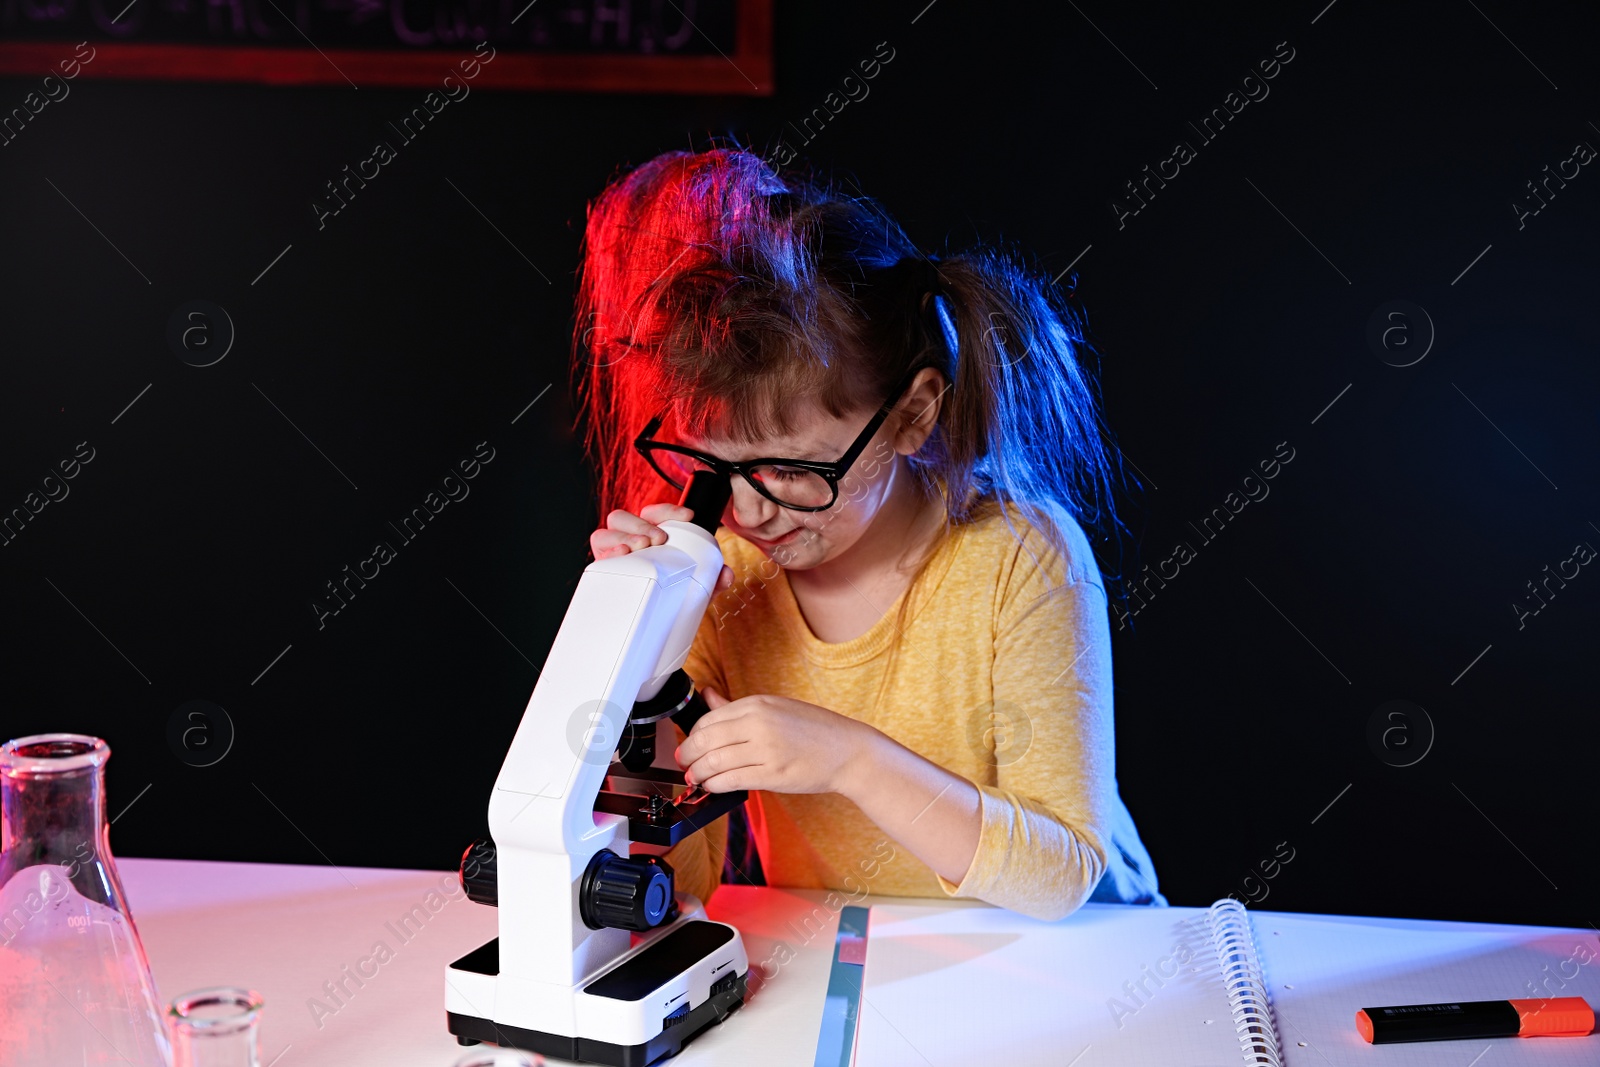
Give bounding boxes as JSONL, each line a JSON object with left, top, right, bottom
{"left": 892, "top": 366, "right": 947, "bottom": 456}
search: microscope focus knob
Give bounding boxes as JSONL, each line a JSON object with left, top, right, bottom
{"left": 459, "top": 838, "right": 499, "bottom": 906}
{"left": 579, "top": 849, "right": 676, "bottom": 932}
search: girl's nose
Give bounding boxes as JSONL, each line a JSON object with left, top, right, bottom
{"left": 726, "top": 475, "right": 778, "bottom": 529}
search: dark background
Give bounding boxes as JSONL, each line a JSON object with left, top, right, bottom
{"left": 2, "top": 1, "right": 1596, "bottom": 931}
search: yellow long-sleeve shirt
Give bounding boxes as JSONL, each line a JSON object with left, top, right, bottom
{"left": 665, "top": 499, "right": 1164, "bottom": 922}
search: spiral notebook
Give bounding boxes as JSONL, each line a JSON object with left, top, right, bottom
{"left": 854, "top": 898, "right": 1600, "bottom": 1066}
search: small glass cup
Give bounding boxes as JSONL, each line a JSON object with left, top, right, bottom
{"left": 168, "top": 987, "right": 264, "bottom": 1067}
{"left": 451, "top": 1050, "right": 545, "bottom": 1067}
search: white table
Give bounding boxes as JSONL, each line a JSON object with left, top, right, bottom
{"left": 120, "top": 858, "right": 880, "bottom": 1067}
{"left": 125, "top": 860, "right": 1594, "bottom": 1067}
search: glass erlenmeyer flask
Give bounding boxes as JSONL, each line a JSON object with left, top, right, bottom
{"left": 0, "top": 733, "right": 172, "bottom": 1066}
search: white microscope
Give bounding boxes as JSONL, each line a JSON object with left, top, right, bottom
{"left": 446, "top": 471, "right": 749, "bottom": 1066}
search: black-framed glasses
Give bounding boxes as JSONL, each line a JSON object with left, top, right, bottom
{"left": 633, "top": 367, "right": 926, "bottom": 512}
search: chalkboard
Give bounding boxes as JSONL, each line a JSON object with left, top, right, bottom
{"left": 0, "top": 0, "right": 772, "bottom": 91}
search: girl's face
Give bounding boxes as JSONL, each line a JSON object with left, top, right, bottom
{"left": 680, "top": 398, "right": 910, "bottom": 571}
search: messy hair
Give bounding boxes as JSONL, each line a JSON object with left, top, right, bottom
{"left": 571, "top": 147, "right": 1134, "bottom": 607}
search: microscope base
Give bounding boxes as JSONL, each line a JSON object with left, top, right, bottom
{"left": 445, "top": 919, "right": 748, "bottom": 1067}
{"left": 447, "top": 979, "right": 744, "bottom": 1067}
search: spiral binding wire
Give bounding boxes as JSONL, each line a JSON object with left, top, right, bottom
{"left": 1207, "top": 898, "right": 1284, "bottom": 1067}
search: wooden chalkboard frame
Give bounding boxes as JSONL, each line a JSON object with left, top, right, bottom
{"left": 0, "top": 0, "right": 771, "bottom": 93}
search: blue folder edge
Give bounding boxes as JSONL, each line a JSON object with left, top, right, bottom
{"left": 812, "top": 905, "right": 870, "bottom": 1067}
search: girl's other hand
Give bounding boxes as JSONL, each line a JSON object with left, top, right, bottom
{"left": 590, "top": 504, "right": 734, "bottom": 590}
{"left": 675, "top": 687, "right": 877, "bottom": 796}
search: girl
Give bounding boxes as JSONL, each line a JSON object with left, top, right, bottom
{"left": 580, "top": 149, "right": 1163, "bottom": 921}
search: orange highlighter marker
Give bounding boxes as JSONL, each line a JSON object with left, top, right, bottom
{"left": 1356, "top": 997, "right": 1595, "bottom": 1044}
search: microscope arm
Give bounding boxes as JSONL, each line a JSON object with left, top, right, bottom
{"left": 486, "top": 473, "right": 731, "bottom": 987}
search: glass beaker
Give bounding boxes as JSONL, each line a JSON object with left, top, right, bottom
{"left": 170, "top": 986, "right": 263, "bottom": 1066}
{"left": 0, "top": 733, "right": 171, "bottom": 1066}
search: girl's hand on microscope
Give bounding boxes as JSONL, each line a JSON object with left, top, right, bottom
{"left": 675, "top": 687, "right": 877, "bottom": 797}
{"left": 591, "top": 504, "right": 734, "bottom": 591}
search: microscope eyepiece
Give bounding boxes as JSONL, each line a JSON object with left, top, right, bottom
{"left": 678, "top": 469, "right": 731, "bottom": 535}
